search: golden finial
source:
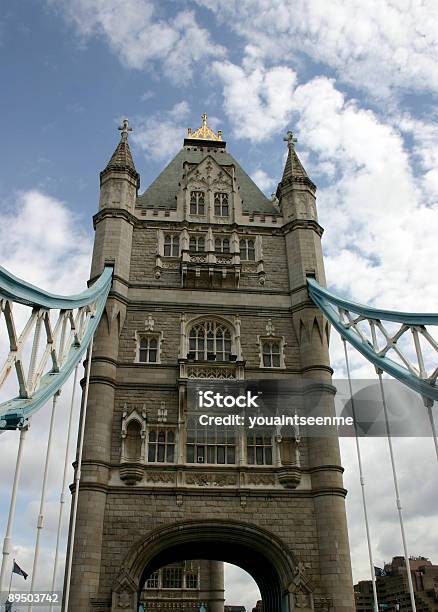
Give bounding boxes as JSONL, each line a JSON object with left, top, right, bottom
{"left": 187, "top": 113, "right": 222, "bottom": 141}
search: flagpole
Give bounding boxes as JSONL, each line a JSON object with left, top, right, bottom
{"left": 0, "top": 426, "right": 28, "bottom": 594}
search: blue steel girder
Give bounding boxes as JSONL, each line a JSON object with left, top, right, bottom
{"left": 0, "top": 267, "right": 113, "bottom": 430}
{"left": 307, "top": 278, "right": 438, "bottom": 402}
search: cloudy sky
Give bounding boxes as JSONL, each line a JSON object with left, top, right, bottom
{"left": 1, "top": 0, "right": 438, "bottom": 609}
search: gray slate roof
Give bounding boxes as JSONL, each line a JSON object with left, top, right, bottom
{"left": 136, "top": 147, "right": 278, "bottom": 214}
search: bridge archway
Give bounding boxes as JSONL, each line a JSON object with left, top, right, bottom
{"left": 113, "top": 520, "right": 303, "bottom": 612}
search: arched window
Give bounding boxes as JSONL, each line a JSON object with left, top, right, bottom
{"left": 215, "top": 237, "right": 230, "bottom": 253}
{"left": 188, "top": 320, "right": 232, "bottom": 361}
{"left": 190, "top": 191, "right": 205, "bottom": 215}
{"left": 240, "top": 238, "right": 255, "bottom": 261}
{"left": 138, "top": 336, "right": 158, "bottom": 363}
{"left": 164, "top": 234, "right": 179, "bottom": 257}
{"left": 125, "top": 420, "right": 142, "bottom": 462}
{"left": 189, "top": 235, "right": 205, "bottom": 252}
{"left": 214, "top": 192, "right": 229, "bottom": 216}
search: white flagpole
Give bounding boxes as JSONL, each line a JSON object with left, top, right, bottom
{"left": 343, "top": 339, "right": 379, "bottom": 612}
{"left": 49, "top": 364, "right": 79, "bottom": 612}
{"left": 63, "top": 339, "right": 93, "bottom": 612}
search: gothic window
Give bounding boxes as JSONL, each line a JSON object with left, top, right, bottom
{"left": 138, "top": 336, "right": 159, "bottom": 363}
{"left": 215, "top": 237, "right": 230, "bottom": 253}
{"left": 262, "top": 340, "right": 282, "bottom": 368}
{"left": 214, "top": 192, "right": 229, "bottom": 216}
{"left": 186, "top": 416, "right": 236, "bottom": 464}
{"left": 188, "top": 320, "right": 232, "bottom": 361}
{"left": 125, "top": 420, "right": 142, "bottom": 462}
{"left": 164, "top": 234, "right": 180, "bottom": 257}
{"left": 189, "top": 235, "right": 205, "bottom": 252}
{"left": 240, "top": 238, "right": 255, "bottom": 261}
{"left": 186, "top": 571, "right": 198, "bottom": 589}
{"left": 162, "top": 566, "right": 183, "bottom": 589}
{"left": 190, "top": 190, "right": 205, "bottom": 215}
{"left": 147, "top": 428, "right": 175, "bottom": 463}
{"left": 145, "top": 571, "right": 159, "bottom": 589}
{"left": 247, "top": 431, "right": 273, "bottom": 465}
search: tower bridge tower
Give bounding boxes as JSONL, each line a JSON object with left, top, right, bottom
{"left": 66, "top": 116, "right": 355, "bottom": 611}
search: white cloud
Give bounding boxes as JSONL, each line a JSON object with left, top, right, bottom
{"left": 0, "top": 190, "right": 91, "bottom": 590}
{"left": 224, "top": 563, "right": 260, "bottom": 610}
{"left": 251, "top": 168, "right": 276, "bottom": 193}
{"left": 213, "top": 61, "right": 296, "bottom": 141}
{"left": 195, "top": 0, "right": 438, "bottom": 100}
{"left": 50, "top": 0, "right": 226, "bottom": 83}
{"left": 132, "top": 101, "right": 190, "bottom": 160}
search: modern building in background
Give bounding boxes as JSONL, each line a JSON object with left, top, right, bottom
{"left": 354, "top": 556, "right": 438, "bottom": 611}
{"left": 65, "top": 115, "right": 355, "bottom": 611}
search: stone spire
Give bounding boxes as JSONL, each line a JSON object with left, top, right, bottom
{"left": 278, "top": 130, "right": 315, "bottom": 193}
{"left": 101, "top": 119, "right": 139, "bottom": 187}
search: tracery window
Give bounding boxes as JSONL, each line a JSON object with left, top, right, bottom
{"left": 215, "top": 237, "right": 230, "bottom": 253}
{"left": 162, "top": 566, "right": 182, "bottom": 589}
{"left": 189, "top": 235, "right": 205, "bottom": 252}
{"left": 186, "top": 571, "right": 198, "bottom": 589}
{"left": 138, "top": 336, "right": 159, "bottom": 363}
{"left": 247, "top": 431, "right": 273, "bottom": 465}
{"left": 240, "top": 238, "right": 255, "bottom": 261}
{"left": 147, "top": 428, "right": 175, "bottom": 463}
{"left": 190, "top": 190, "right": 205, "bottom": 215}
{"left": 186, "top": 416, "right": 236, "bottom": 464}
{"left": 214, "top": 192, "right": 229, "bottom": 216}
{"left": 262, "top": 340, "right": 281, "bottom": 368}
{"left": 164, "top": 234, "right": 180, "bottom": 257}
{"left": 188, "top": 320, "right": 232, "bottom": 361}
{"left": 145, "top": 571, "right": 159, "bottom": 588}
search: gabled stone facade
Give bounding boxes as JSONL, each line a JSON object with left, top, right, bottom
{"left": 65, "top": 117, "right": 355, "bottom": 612}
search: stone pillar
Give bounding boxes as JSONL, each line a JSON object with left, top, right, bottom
{"left": 279, "top": 151, "right": 355, "bottom": 611}
{"left": 207, "top": 561, "right": 225, "bottom": 612}
{"left": 64, "top": 134, "right": 138, "bottom": 611}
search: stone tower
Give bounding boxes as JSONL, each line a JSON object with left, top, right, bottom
{"left": 65, "top": 116, "right": 355, "bottom": 611}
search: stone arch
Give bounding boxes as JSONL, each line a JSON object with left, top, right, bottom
{"left": 114, "top": 519, "right": 300, "bottom": 612}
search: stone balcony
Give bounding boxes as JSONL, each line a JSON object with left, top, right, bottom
{"left": 180, "top": 250, "right": 241, "bottom": 288}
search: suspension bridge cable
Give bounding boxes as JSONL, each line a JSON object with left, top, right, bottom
{"left": 342, "top": 338, "right": 379, "bottom": 612}
{"left": 0, "top": 426, "right": 28, "bottom": 593}
{"left": 427, "top": 402, "right": 438, "bottom": 463}
{"left": 63, "top": 338, "right": 93, "bottom": 612}
{"left": 376, "top": 368, "right": 417, "bottom": 612}
{"left": 49, "top": 364, "right": 79, "bottom": 612}
{"left": 28, "top": 391, "right": 59, "bottom": 612}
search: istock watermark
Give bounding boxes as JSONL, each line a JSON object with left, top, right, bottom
{"left": 187, "top": 378, "right": 436, "bottom": 437}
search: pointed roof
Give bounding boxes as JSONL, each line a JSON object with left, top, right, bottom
{"left": 137, "top": 147, "right": 277, "bottom": 214}
{"left": 101, "top": 119, "right": 139, "bottom": 184}
{"left": 278, "top": 130, "right": 315, "bottom": 192}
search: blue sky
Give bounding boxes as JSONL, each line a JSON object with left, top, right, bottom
{"left": 1, "top": 1, "right": 438, "bottom": 609}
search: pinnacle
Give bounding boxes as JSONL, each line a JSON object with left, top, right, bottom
{"left": 101, "top": 118, "right": 139, "bottom": 180}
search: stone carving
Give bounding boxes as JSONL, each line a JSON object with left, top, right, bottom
{"left": 265, "top": 319, "right": 275, "bottom": 335}
{"left": 246, "top": 473, "right": 276, "bottom": 486}
{"left": 145, "top": 314, "right": 154, "bottom": 331}
{"left": 187, "top": 365, "right": 236, "bottom": 380}
{"left": 146, "top": 472, "right": 175, "bottom": 484}
{"left": 295, "top": 587, "right": 310, "bottom": 608}
{"left": 116, "top": 592, "right": 131, "bottom": 609}
{"left": 185, "top": 473, "right": 236, "bottom": 487}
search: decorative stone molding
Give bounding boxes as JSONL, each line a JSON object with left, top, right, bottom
{"left": 185, "top": 472, "right": 237, "bottom": 487}
{"left": 145, "top": 471, "right": 175, "bottom": 484}
{"left": 246, "top": 473, "right": 276, "bottom": 486}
